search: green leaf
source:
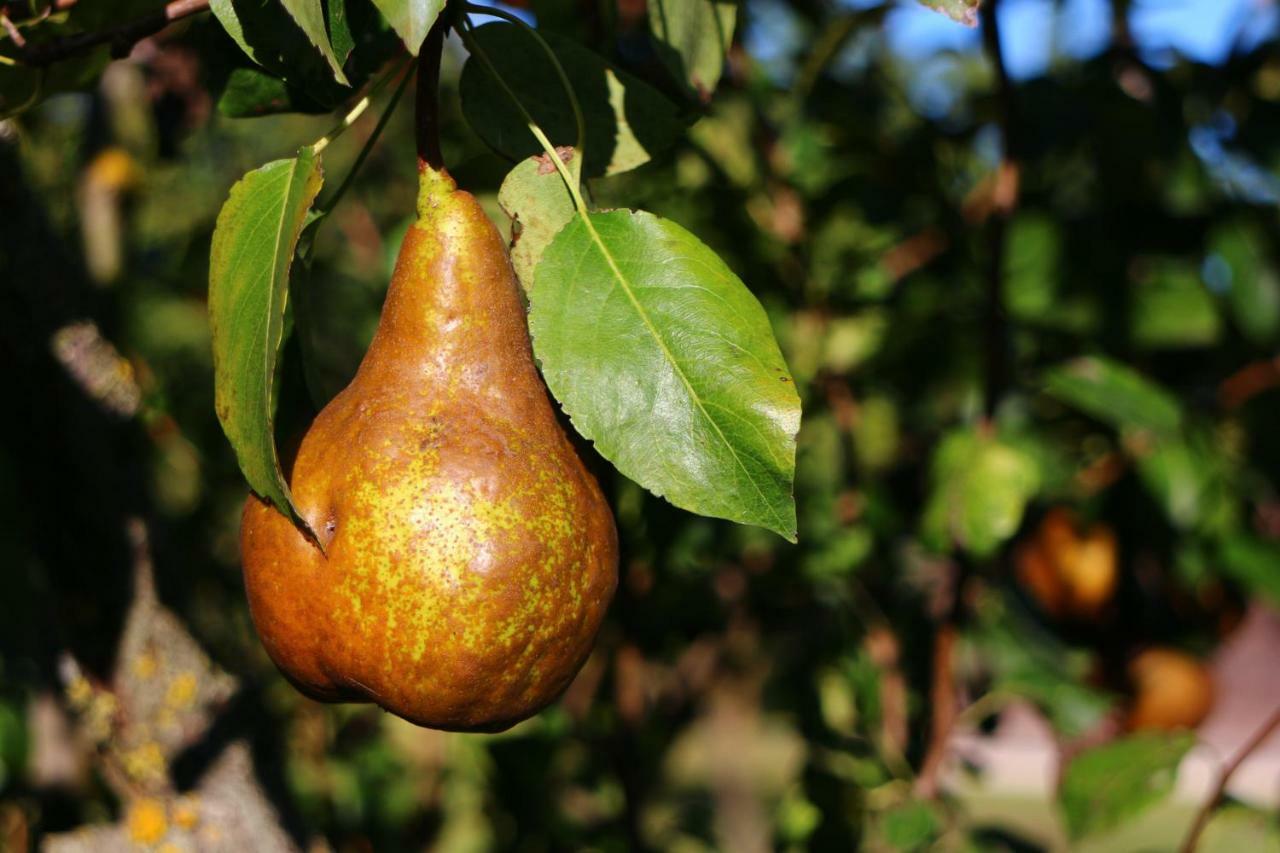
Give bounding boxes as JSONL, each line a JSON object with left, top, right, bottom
{"left": 916, "top": 0, "right": 980, "bottom": 26}
{"left": 1043, "top": 356, "right": 1183, "bottom": 436}
{"left": 497, "top": 153, "right": 577, "bottom": 290}
{"left": 207, "top": 0, "right": 400, "bottom": 116}
{"left": 876, "top": 800, "right": 943, "bottom": 849}
{"left": 1059, "top": 733, "right": 1194, "bottom": 840}
{"left": 278, "top": 0, "right": 350, "bottom": 85}
{"left": 369, "top": 0, "right": 445, "bottom": 54}
{"left": 965, "top": 593, "right": 1112, "bottom": 738}
{"left": 1209, "top": 222, "right": 1280, "bottom": 345}
{"left": 922, "top": 428, "right": 1039, "bottom": 557}
{"left": 529, "top": 209, "right": 801, "bottom": 540}
{"left": 209, "top": 151, "right": 324, "bottom": 532}
{"left": 647, "top": 0, "right": 737, "bottom": 102}
{"left": 1002, "top": 214, "right": 1097, "bottom": 333}
{"left": 0, "top": 699, "right": 27, "bottom": 778}
{"left": 459, "top": 22, "right": 685, "bottom": 177}
{"left": 1218, "top": 535, "right": 1280, "bottom": 606}
{"left": 209, "top": 0, "right": 256, "bottom": 64}
{"left": 210, "top": 0, "right": 353, "bottom": 95}
{"left": 1131, "top": 258, "right": 1221, "bottom": 349}
{"left": 217, "top": 66, "right": 328, "bottom": 117}
{"left": 1131, "top": 428, "right": 1239, "bottom": 534}
{"left": 328, "top": 0, "right": 355, "bottom": 68}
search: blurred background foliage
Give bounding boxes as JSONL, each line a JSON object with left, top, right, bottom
{"left": 3, "top": 0, "right": 1280, "bottom": 850}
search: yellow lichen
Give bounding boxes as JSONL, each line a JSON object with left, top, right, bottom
{"left": 66, "top": 676, "right": 93, "bottom": 709}
{"left": 83, "top": 692, "right": 119, "bottom": 743}
{"left": 126, "top": 797, "right": 168, "bottom": 845}
{"left": 171, "top": 795, "right": 200, "bottom": 829}
{"left": 165, "top": 673, "right": 198, "bottom": 709}
{"left": 133, "top": 653, "right": 158, "bottom": 680}
{"left": 120, "top": 741, "right": 167, "bottom": 784}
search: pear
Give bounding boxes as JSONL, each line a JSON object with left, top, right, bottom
{"left": 1014, "top": 508, "right": 1117, "bottom": 621}
{"left": 1126, "top": 648, "right": 1214, "bottom": 732}
{"left": 240, "top": 167, "right": 618, "bottom": 732}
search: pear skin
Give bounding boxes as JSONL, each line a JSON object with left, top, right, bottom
{"left": 240, "top": 167, "right": 618, "bottom": 732}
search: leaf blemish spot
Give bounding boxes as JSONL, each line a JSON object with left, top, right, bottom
{"left": 535, "top": 146, "right": 575, "bottom": 176}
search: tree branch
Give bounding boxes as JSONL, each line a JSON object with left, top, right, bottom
{"left": 8, "top": 0, "right": 208, "bottom": 67}
{"left": 915, "top": 617, "right": 958, "bottom": 797}
{"left": 1179, "top": 704, "right": 1280, "bottom": 853}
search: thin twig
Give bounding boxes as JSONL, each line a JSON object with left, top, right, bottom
{"left": 1, "top": 12, "right": 26, "bottom": 47}
{"left": 1220, "top": 355, "right": 1280, "bottom": 409}
{"left": 1179, "top": 705, "right": 1280, "bottom": 853}
{"left": 315, "top": 59, "right": 414, "bottom": 215}
{"left": 8, "top": 0, "right": 207, "bottom": 67}
{"left": 0, "top": 0, "right": 74, "bottom": 27}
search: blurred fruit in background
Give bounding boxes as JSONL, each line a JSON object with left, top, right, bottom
{"left": 1126, "top": 647, "right": 1216, "bottom": 733}
{"left": 1015, "top": 508, "right": 1118, "bottom": 622}
{"left": 78, "top": 146, "right": 143, "bottom": 286}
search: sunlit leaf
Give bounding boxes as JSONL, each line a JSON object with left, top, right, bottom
{"left": 209, "top": 0, "right": 256, "bottom": 64}
{"left": 1060, "top": 733, "right": 1194, "bottom": 840}
{"left": 529, "top": 209, "right": 800, "bottom": 540}
{"left": 1044, "top": 356, "right": 1183, "bottom": 436}
{"left": 647, "top": 0, "right": 737, "bottom": 102}
{"left": 1131, "top": 428, "right": 1239, "bottom": 533}
{"left": 278, "top": 0, "right": 350, "bottom": 85}
{"left": 1132, "top": 258, "right": 1221, "bottom": 349}
{"left": 497, "top": 152, "right": 577, "bottom": 290}
{"left": 209, "top": 151, "right": 323, "bottom": 533}
{"left": 369, "top": 0, "right": 445, "bottom": 54}
{"left": 922, "top": 428, "right": 1039, "bottom": 557}
{"left": 916, "top": 0, "right": 980, "bottom": 26}
{"left": 876, "top": 800, "right": 943, "bottom": 849}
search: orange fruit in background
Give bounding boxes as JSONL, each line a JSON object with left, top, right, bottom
{"left": 1015, "top": 508, "right": 1118, "bottom": 620}
{"left": 85, "top": 147, "right": 143, "bottom": 192}
{"left": 1126, "top": 648, "right": 1215, "bottom": 732}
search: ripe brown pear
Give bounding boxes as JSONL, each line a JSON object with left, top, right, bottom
{"left": 240, "top": 166, "right": 618, "bottom": 732}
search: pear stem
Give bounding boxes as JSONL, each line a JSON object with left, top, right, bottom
{"left": 415, "top": 14, "right": 450, "bottom": 174}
